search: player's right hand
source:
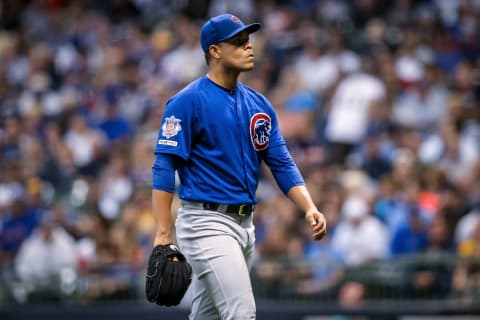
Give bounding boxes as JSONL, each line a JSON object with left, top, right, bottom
{"left": 305, "top": 209, "right": 327, "bottom": 240}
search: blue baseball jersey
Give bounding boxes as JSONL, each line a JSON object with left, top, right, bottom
{"left": 154, "top": 76, "right": 302, "bottom": 204}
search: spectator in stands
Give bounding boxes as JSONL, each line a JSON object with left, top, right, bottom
{"left": 331, "top": 195, "right": 389, "bottom": 266}
{"left": 97, "top": 151, "right": 133, "bottom": 221}
{"left": 390, "top": 207, "right": 429, "bottom": 256}
{"left": 425, "top": 213, "right": 454, "bottom": 253}
{"left": 347, "top": 126, "right": 393, "bottom": 180}
{"left": 323, "top": 56, "right": 387, "bottom": 164}
{"left": 97, "top": 105, "right": 131, "bottom": 146}
{"left": 160, "top": 16, "right": 205, "bottom": 86}
{"left": 452, "top": 218, "right": 480, "bottom": 300}
{"left": 391, "top": 62, "right": 448, "bottom": 131}
{"left": 403, "top": 213, "right": 454, "bottom": 299}
{"left": 418, "top": 120, "right": 479, "bottom": 185}
{"left": 338, "top": 281, "right": 366, "bottom": 310}
{"left": 455, "top": 207, "right": 480, "bottom": 245}
{"left": 374, "top": 149, "right": 421, "bottom": 234}
{"left": 293, "top": 23, "right": 341, "bottom": 97}
{"left": 296, "top": 229, "right": 344, "bottom": 298}
{"left": 14, "top": 211, "right": 78, "bottom": 296}
{"left": 63, "top": 113, "right": 107, "bottom": 176}
{"left": 0, "top": 194, "right": 39, "bottom": 264}
{"left": 39, "top": 120, "right": 77, "bottom": 192}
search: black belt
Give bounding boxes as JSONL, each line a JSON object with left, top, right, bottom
{"left": 203, "top": 202, "right": 254, "bottom": 216}
{"left": 184, "top": 201, "right": 254, "bottom": 216}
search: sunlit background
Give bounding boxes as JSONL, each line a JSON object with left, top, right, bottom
{"left": 0, "top": 0, "right": 479, "bottom": 319}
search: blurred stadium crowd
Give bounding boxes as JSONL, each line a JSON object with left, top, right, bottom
{"left": 0, "top": 0, "right": 479, "bottom": 306}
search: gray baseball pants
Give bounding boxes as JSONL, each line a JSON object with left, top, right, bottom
{"left": 175, "top": 202, "right": 256, "bottom": 320}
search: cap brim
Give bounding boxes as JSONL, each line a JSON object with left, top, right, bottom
{"left": 244, "top": 23, "right": 262, "bottom": 34}
{"left": 219, "top": 23, "right": 262, "bottom": 43}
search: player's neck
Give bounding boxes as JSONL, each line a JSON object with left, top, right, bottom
{"left": 206, "top": 69, "right": 239, "bottom": 91}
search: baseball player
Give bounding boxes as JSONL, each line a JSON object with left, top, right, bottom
{"left": 151, "top": 13, "right": 327, "bottom": 319}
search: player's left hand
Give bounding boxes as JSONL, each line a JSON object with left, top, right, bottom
{"left": 305, "top": 209, "right": 327, "bottom": 240}
{"left": 145, "top": 244, "right": 192, "bottom": 306}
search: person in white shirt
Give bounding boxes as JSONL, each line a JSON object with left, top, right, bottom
{"left": 331, "top": 195, "right": 389, "bottom": 266}
{"left": 324, "top": 57, "right": 386, "bottom": 163}
{"left": 14, "top": 213, "right": 78, "bottom": 284}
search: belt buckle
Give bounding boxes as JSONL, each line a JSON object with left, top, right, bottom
{"left": 238, "top": 204, "right": 247, "bottom": 217}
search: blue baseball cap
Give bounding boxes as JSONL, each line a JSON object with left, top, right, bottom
{"left": 200, "top": 14, "right": 261, "bottom": 52}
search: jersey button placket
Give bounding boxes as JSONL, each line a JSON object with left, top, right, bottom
{"left": 234, "top": 90, "right": 252, "bottom": 204}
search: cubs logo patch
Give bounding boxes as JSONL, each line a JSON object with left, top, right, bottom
{"left": 231, "top": 15, "right": 242, "bottom": 24}
{"left": 161, "top": 115, "right": 182, "bottom": 139}
{"left": 250, "top": 113, "right": 271, "bottom": 151}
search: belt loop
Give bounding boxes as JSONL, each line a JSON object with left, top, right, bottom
{"left": 218, "top": 204, "right": 228, "bottom": 213}
{"left": 238, "top": 204, "right": 247, "bottom": 216}
{"left": 203, "top": 202, "right": 216, "bottom": 211}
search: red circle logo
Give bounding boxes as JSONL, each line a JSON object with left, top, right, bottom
{"left": 231, "top": 15, "right": 242, "bottom": 24}
{"left": 250, "top": 113, "right": 271, "bottom": 151}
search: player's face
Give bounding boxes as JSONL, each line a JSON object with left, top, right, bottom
{"left": 217, "top": 31, "right": 255, "bottom": 71}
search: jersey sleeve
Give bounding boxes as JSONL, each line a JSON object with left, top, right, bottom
{"left": 154, "top": 92, "right": 196, "bottom": 160}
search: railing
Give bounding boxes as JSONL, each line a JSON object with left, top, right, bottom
{"left": 251, "top": 252, "right": 480, "bottom": 308}
{"left": 1, "top": 252, "right": 479, "bottom": 317}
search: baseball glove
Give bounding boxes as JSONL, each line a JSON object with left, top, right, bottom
{"left": 145, "top": 244, "right": 192, "bottom": 306}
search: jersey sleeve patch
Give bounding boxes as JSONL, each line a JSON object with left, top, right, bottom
{"left": 161, "top": 115, "right": 182, "bottom": 139}
{"left": 250, "top": 113, "right": 271, "bottom": 151}
{"left": 158, "top": 139, "right": 178, "bottom": 146}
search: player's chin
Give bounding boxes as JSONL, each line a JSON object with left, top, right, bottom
{"left": 240, "top": 62, "right": 255, "bottom": 71}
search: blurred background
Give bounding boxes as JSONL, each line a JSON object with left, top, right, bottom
{"left": 0, "top": 0, "right": 479, "bottom": 319}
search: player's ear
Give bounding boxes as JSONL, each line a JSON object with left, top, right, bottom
{"left": 209, "top": 45, "right": 221, "bottom": 59}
